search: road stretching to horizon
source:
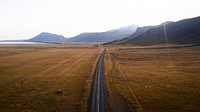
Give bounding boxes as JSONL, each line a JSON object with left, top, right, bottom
{"left": 89, "top": 49, "right": 106, "bottom": 112}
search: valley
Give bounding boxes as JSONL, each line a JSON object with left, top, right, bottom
{"left": 0, "top": 15, "right": 200, "bottom": 112}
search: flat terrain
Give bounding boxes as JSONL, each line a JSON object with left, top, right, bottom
{"left": 0, "top": 44, "right": 101, "bottom": 112}
{"left": 104, "top": 45, "right": 200, "bottom": 112}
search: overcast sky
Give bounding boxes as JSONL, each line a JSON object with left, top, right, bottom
{"left": 0, "top": 0, "right": 200, "bottom": 40}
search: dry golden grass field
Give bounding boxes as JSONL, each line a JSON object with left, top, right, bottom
{"left": 0, "top": 44, "right": 101, "bottom": 112}
{"left": 104, "top": 45, "right": 200, "bottom": 112}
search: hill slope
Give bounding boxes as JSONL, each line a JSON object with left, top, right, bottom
{"left": 109, "top": 16, "right": 200, "bottom": 45}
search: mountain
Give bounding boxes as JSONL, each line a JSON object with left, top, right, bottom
{"left": 67, "top": 25, "right": 138, "bottom": 42}
{"left": 27, "top": 25, "right": 138, "bottom": 43}
{"left": 107, "top": 16, "right": 200, "bottom": 45}
{"left": 105, "top": 22, "right": 173, "bottom": 45}
{"left": 28, "top": 32, "right": 67, "bottom": 43}
{"left": 105, "top": 25, "right": 156, "bottom": 44}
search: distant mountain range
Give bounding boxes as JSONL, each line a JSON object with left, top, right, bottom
{"left": 2, "top": 16, "right": 200, "bottom": 45}
{"left": 27, "top": 25, "right": 138, "bottom": 43}
{"left": 106, "top": 16, "right": 200, "bottom": 45}
{"left": 66, "top": 25, "right": 138, "bottom": 42}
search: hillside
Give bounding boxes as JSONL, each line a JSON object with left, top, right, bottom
{"left": 111, "top": 16, "right": 200, "bottom": 45}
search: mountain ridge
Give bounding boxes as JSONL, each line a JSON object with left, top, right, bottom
{"left": 105, "top": 21, "right": 174, "bottom": 45}
{"left": 107, "top": 16, "right": 200, "bottom": 45}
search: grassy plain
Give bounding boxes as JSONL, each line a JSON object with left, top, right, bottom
{"left": 0, "top": 44, "right": 101, "bottom": 112}
{"left": 104, "top": 45, "right": 200, "bottom": 112}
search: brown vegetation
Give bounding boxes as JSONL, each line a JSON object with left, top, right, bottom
{"left": 0, "top": 44, "right": 101, "bottom": 112}
{"left": 104, "top": 45, "right": 200, "bottom": 112}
